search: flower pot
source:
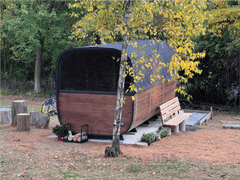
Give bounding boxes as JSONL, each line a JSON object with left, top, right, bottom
{"left": 58, "top": 136, "right": 62, "bottom": 141}
{"left": 147, "top": 140, "right": 151, "bottom": 146}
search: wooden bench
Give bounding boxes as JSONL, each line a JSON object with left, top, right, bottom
{"left": 159, "top": 97, "right": 192, "bottom": 133}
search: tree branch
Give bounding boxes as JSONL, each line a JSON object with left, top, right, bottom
{"left": 55, "top": 2, "right": 65, "bottom": 14}
{"left": 49, "top": 0, "right": 65, "bottom": 25}
{"left": 48, "top": 1, "right": 55, "bottom": 14}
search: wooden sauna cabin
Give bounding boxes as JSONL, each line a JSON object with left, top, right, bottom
{"left": 55, "top": 40, "right": 176, "bottom": 139}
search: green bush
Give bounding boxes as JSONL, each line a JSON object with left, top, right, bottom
{"left": 183, "top": 28, "right": 239, "bottom": 106}
{"left": 52, "top": 125, "right": 69, "bottom": 137}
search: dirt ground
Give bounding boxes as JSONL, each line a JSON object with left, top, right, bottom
{"left": 1, "top": 95, "right": 240, "bottom": 166}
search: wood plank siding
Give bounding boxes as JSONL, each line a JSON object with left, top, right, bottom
{"left": 58, "top": 93, "right": 133, "bottom": 135}
{"left": 57, "top": 81, "right": 175, "bottom": 135}
{"left": 130, "top": 81, "right": 175, "bottom": 130}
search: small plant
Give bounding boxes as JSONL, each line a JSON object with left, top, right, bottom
{"left": 141, "top": 133, "right": 158, "bottom": 145}
{"left": 52, "top": 125, "right": 69, "bottom": 137}
{"left": 150, "top": 133, "right": 155, "bottom": 141}
{"left": 141, "top": 133, "right": 148, "bottom": 141}
{"left": 157, "top": 127, "right": 167, "bottom": 138}
{"left": 160, "top": 129, "right": 167, "bottom": 138}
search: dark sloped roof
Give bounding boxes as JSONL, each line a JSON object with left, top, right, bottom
{"left": 83, "top": 40, "right": 176, "bottom": 92}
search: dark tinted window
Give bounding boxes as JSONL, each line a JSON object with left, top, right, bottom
{"left": 60, "top": 48, "right": 131, "bottom": 92}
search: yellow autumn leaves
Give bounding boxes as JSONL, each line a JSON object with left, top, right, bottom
{"left": 69, "top": 0, "right": 208, "bottom": 98}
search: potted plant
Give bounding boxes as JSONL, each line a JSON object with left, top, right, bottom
{"left": 157, "top": 127, "right": 167, "bottom": 138}
{"left": 141, "top": 133, "right": 148, "bottom": 142}
{"left": 52, "top": 125, "right": 69, "bottom": 141}
{"left": 154, "top": 134, "right": 159, "bottom": 141}
{"left": 160, "top": 129, "right": 167, "bottom": 138}
{"left": 141, "top": 133, "right": 151, "bottom": 146}
{"left": 146, "top": 134, "right": 152, "bottom": 145}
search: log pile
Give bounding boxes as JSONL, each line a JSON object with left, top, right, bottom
{"left": 66, "top": 132, "right": 87, "bottom": 142}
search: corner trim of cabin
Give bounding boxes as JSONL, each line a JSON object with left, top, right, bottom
{"left": 120, "top": 101, "right": 135, "bottom": 137}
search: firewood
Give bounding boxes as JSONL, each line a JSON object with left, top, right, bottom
{"left": 82, "top": 135, "right": 87, "bottom": 140}
{"left": 77, "top": 137, "right": 81, "bottom": 142}
{"left": 68, "top": 136, "right": 73, "bottom": 141}
{"left": 73, "top": 134, "right": 80, "bottom": 141}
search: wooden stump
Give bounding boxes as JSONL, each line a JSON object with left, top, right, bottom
{"left": 1, "top": 109, "right": 11, "bottom": 124}
{"left": 11, "top": 100, "right": 27, "bottom": 126}
{"left": 30, "top": 112, "right": 50, "bottom": 129}
{"left": 17, "top": 113, "right": 30, "bottom": 131}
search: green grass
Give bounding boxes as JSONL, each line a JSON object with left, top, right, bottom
{"left": 1, "top": 147, "right": 240, "bottom": 180}
{"left": 1, "top": 88, "right": 52, "bottom": 98}
{"left": 1, "top": 103, "right": 41, "bottom": 114}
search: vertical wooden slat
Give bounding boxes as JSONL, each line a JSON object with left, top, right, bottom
{"left": 162, "top": 82, "right": 165, "bottom": 104}
{"left": 174, "top": 81, "right": 176, "bottom": 99}
{"left": 147, "top": 87, "right": 152, "bottom": 119}
{"left": 133, "top": 93, "right": 138, "bottom": 126}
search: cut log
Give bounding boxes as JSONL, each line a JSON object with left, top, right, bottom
{"left": 17, "top": 113, "right": 30, "bottom": 131}
{"left": 30, "top": 112, "right": 50, "bottom": 129}
{"left": 77, "top": 137, "right": 81, "bottom": 142}
{"left": 73, "top": 134, "right": 80, "bottom": 141}
{"left": 82, "top": 135, "right": 87, "bottom": 140}
{"left": 11, "top": 100, "right": 27, "bottom": 126}
{"left": 68, "top": 136, "right": 73, "bottom": 141}
{"left": 1, "top": 109, "right": 11, "bottom": 124}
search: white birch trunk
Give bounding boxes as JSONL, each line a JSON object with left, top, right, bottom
{"left": 108, "top": 0, "right": 131, "bottom": 157}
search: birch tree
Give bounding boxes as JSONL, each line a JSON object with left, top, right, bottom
{"left": 104, "top": 0, "right": 131, "bottom": 157}
{"left": 69, "top": 0, "right": 208, "bottom": 157}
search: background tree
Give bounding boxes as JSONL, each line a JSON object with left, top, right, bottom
{"left": 183, "top": 0, "right": 240, "bottom": 107}
{"left": 4, "top": 1, "right": 70, "bottom": 93}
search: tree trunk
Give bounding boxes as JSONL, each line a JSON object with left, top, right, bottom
{"left": 33, "top": 1, "right": 64, "bottom": 94}
{"left": 3, "top": 37, "right": 6, "bottom": 88}
{"left": 11, "top": 100, "right": 28, "bottom": 126}
{"left": 1, "top": 109, "right": 11, "bottom": 124}
{"left": 30, "top": 112, "right": 50, "bottom": 129}
{"left": 17, "top": 113, "right": 30, "bottom": 132}
{"left": 34, "top": 36, "right": 44, "bottom": 94}
{"left": 105, "top": 0, "right": 131, "bottom": 158}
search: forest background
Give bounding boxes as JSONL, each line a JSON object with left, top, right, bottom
{"left": 1, "top": 0, "right": 240, "bottom": 112}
